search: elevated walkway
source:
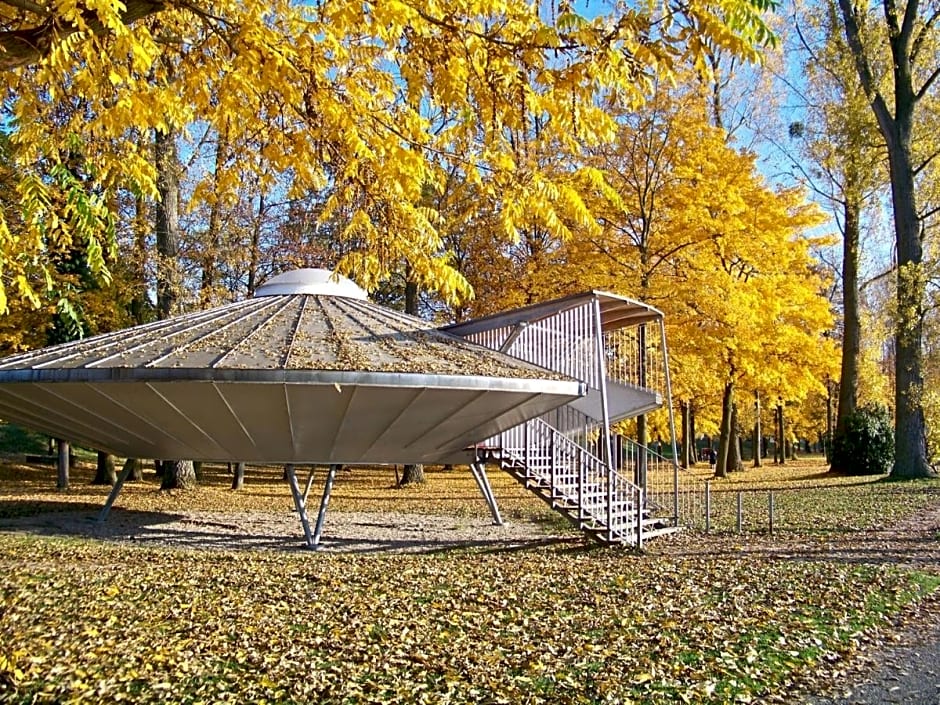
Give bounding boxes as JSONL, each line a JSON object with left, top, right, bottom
{"left": 445, "top": 291, "right": 683, "bottom": 547}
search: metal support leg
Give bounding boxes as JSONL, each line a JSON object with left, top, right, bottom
{"left": 312, "top": 464, "right": 338, "bottom": 548}
{"left": 286, "top": 464, "right": 315, "bottom": 548}
{"left": 96, "top": 458, "right": 134, "bottom": 523}
{"left": 57, "top": 439, "right": 69, "bottom": 490}
{"left": 470, "top": 461, "right": 503, "bottom": 526}
{"left": 302, "top": 468, "right": 316, "bottom": 507}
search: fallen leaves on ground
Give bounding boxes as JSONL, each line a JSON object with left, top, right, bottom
{"left": 0, "top": 457, "right": 939, "bottom": 703}
{"left": 0, "top": 535, "right": 937, "bottom": 704}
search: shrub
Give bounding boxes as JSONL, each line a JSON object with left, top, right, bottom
{"left": 830, "top": 404, "right": 894, "bottom": 475}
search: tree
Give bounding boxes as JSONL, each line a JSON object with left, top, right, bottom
{"left": 559, "top": 83, "right": 834, "bottom": 476}
{"left": 91, "top": 451, "right": 116, "bottom": 486}
{"left": 0, "top": 0, "right": 775, "bottom": 312}
{"left": 161, "top": 460, "right": 196, "bottom": 491}
{"left": 835, "top": 0, "right": 940, "bottom": 478}
{"left": 787, "top": 2, "right": 888, "bottom": 472}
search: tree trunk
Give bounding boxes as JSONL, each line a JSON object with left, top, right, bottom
{"left": 778, "top": 402, "right": 787, "bottom": 466}
{"left": 680, "top": 401, "right": 692, "bottom": 468}
{"left": 160, "top": 460, "right": 196, "bottom": 490}
{"left": 247, "top": 190, "right": 266, "bottom": 297}
{"left": 398, "top": 274, "right": 425, "bottom": 486}
{"left": 835, "top": 196, "right": 861, "bottom": 436}
{"left": 92, "top": 451, "right": 116, "bottom": 485}
{"left": 752, "top": 391, "right": 762, "bottom": 468}
{"left": 889, "top": 142, "right": 933, "bottom": 477}
{"left": 725, "top": 403, "right": 743, "bottom": 474}
{"left": 715, "top": 381, "right": 734, "bottom": 478}
{"left": 399, "top": 464, "right": 425, "bottom": 486}
{"left": 200, "top": 129, "right": 227, "bottom": 308}
{"left": 56, "top": 439, "right": 69, "bottom": 490}
{"left": 231, "top": 462, "right": 245, "bottom": 490}
{"left": 829, "top": 193, "right": 863, "bottom": 475}
{"left": 129, "top": 170, "right": 149, "bottom": 325}
{"left": 836, "top": 0, "right": 933, "bottom": 479}
{"left": 154, "top": 127, "right": 181, "bottom": 320}
{"left": 122, "top": 457, "right": 143, "bottom": 482}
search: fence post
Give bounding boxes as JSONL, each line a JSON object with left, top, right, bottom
{"left": 705, "top": 480, "right": 711, "bottom": 533}
{"left": 736, "top": 491, "right": 743, "bottom": 533}
{"left": 768, "top": 491, "right": 774, "bottom": 535}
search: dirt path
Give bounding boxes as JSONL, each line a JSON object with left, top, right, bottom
{"left": 0, "top": 506, "right": 576, "bottom": 553}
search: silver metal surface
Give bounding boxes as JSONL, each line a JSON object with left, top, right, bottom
{"left": 0, "top": 270, "right": 583, "bottom": 464}
{"left": 312, "top": 464, "right": 338, "bottom": 548}
{"left": 286, "top": 464, "right": 314, "bottom": 547}
{"left": 470, "top": 460, "right": 503, "bottom": 525}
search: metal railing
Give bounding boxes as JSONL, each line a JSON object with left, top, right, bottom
{"left": 499, "top": 418, "right": 645, "bottom": 545}
{"left": 602, "top": 326, "right": 665, "bottom": 397}
{"left": 616, "top": 436, "right": 710, "bottom": 530}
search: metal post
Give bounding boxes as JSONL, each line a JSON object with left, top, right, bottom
{"left": 591, "top": 299, "right": 613, "bottom": 470}
{"left": 286, "top": 464, "right": 315, "bottom": 548}
{"left": 768, "top": 491, "right": 774, "bottom": 535}
{"left": 635, "top": 486, "right": 644, "bottom": 550}
{"left": 523, "top": 418, "right": 530, "bottom": 471}
{"left": 470, "top": 460, "right": 503, "bottom": 525}
{"left": 578, "top": 447, "right": 585, "bottom": 521}
{"left": 97, "top": 458, "right": 134, "bottom": 523}
{"left": 753, "top": 391, "right": 762, "bottom": 468}
{"left": 311, "top": 464, "right": 338, "bottom": 547}
{"left": 550, "top": 430, "right": 556, "bottom": 503}
{"left": 606, "top": 465, "right": 614, "bottom": 544}
{"left": 736, "top": 491, "right": 743, "bottom": 533}
{"left": 654, "top": 320, "right": 681, "bottom": 525}
{"left": 57, "top": 439, "right": 69, "bottom": 491}
{"left": 302, "top": 468, "right": 316, "bottom": 507}
{"left": 705, "top": 480, "right": 711, "bottom": 533}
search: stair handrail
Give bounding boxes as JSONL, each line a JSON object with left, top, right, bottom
{"left": 522, "top": 418, "right": 646, "bottom": 544}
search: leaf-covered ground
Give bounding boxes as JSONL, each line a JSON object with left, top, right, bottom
{"left": 0, "top": 457, "right": 938, "bottom": 703}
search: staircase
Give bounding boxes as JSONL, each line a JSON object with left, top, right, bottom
{"left": 489, "top": 418, "right": 675, "bottom": 547}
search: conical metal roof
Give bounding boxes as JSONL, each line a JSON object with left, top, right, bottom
{"left": 0, "top": 270, "right": 583, "bottom": 464}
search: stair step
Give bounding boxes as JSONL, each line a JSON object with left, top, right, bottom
{"left": 497, "top": 427, "right": 680, "bottom": 547}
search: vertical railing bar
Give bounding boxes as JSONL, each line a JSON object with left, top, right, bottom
{"left": 705, "top": 480, "right": 711, "bottom": 533}
{"left": 656, "top": 318, "right": 681, "bottom": 526}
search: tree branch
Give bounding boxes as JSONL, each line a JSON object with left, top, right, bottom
{"left": 0, "top": 0, "right": 166, "bottom": 71}
{"left": 916, "top": 63, "right": 940, "bottom": 101}
{"left": 837, "top": 0, "right": 896, "bottom": 145}
{"left": 910, "top": 6, "right": 940, "bottom": 61}
{"left": 0, "top": 0, "right": 48, "bottom": 16}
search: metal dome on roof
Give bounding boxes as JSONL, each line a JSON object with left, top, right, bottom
{"left": 0, "top": 270, "right": 583, "bottom": 465}
{"left": 254, "top": 268, "right": 368, "bottom": 299}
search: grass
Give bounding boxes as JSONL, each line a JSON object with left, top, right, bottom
{"left": 0, "top": 451, "right": 939, "bottom": 703}
{"left": 671, "top": 456, "right": 940, "bottom": 534}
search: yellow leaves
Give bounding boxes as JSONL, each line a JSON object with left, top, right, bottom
{"left": 0, "top": 0, "right": 781, "bottom": 312}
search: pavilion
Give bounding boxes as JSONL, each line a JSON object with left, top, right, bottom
{"left": 0, "top": 269, "right": 682, "bottom": 547}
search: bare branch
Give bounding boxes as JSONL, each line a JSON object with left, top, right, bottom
{"left": 913, "top": 147, "right": 940, "bottom": 175}
{"left": 916, "top": 63, "right": 940, "bottom": 101}
{"left": 910, "top": 6, "right": 940, "bottom": 61}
